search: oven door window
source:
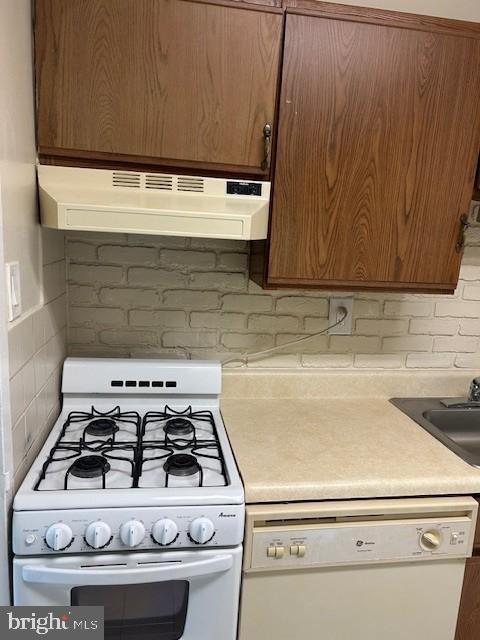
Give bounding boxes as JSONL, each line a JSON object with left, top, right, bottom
{"left": 71, "top": 581, "right": 189, "bottom": 640}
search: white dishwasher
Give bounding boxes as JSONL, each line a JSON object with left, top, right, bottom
{"left": 239, "top": 496, "right": 477, "bottom": 640}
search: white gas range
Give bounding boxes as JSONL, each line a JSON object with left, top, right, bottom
{"left": 13, "top": 358, "right": 244, "bottom": 640}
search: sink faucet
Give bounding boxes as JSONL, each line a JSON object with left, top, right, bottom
{"left": 440, "top": 378, "right": 480, "bottom": 408}
{"left": 468, "top": 378, "right": 480, "bottom": 402}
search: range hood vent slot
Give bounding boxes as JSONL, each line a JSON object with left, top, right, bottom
{"left": 177, "top": 176, "right": 204, "bottom": 193}
{"left": 112, "top": 171, "right": 141, "bottom": 188}
{"left": 145, "top": 174, "right": 173, "bottom": 191}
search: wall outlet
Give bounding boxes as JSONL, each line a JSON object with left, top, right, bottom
{"left": 6, "top": 261, "right": 21, "bottom": 321}
{"left": 328, "top": 297, "right": 353, "bottom": 335}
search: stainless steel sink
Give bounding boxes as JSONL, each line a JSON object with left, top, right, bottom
{"left": 424, "top": 409, "right": 480, "bottom": 455}
{"left": 390, "top": 398, "right": 480, "bottom": 467}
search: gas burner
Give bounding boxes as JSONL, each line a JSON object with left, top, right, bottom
{"left": 164, "top": 453, "right": 199, "bottom": 477}
{"left": 69, "top": 456, "right": 111, "bottom": 479}
{"left": 59, "top": 408, "right": 141, "bottom": 444}
{"left": 85, "top": 418, "right": 118, "bottom": 437}
{"left": 164, "top": 418, "right": 194, "bottom": 437}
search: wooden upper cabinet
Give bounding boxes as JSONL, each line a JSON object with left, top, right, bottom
{"left": 266, "top": 5, "right": 480, "bottom": 292}
{"left": 35, "top": 0, "right": 283, "bottom": 175}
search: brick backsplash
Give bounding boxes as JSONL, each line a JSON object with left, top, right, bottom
{"left": 66, "top": 213, "right": 480, "bottom": 369}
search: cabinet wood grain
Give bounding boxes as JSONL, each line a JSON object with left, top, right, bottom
{"left": 35, "top": 0, "right": 283, "bottom": 174}
{"left": 283, "top": 0, "right": 480, "bottom": 39}
{"left": 455, "top": 556, "right": 480, "bottom": 640}
{"left": 266, "top": 10, "right": 480, "bottom": 291}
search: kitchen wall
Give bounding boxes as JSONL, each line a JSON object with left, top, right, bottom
{"left": 0, "top": 178, "right": 12, "bottom": 606}
{"left": 1, "top": 0, "right": 67, "bottom": 490}
{"left": 8, "top": 235, "right": 67, "bottom": 488}
{"left": 66, "top": 201, "right": 480, "bottom": 369}
{"left": 329, "top": 0, "right": 480, "bottom": 21}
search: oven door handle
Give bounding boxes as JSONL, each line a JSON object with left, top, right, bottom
{"left": 22, "top": 554, "right": 233, "bottom": 586}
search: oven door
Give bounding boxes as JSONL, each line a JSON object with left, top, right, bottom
{"left": 14, "top": 547, "right": 242, "bottom": 640}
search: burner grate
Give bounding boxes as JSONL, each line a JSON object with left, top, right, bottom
{"left": 34, "top": 405, "right": 229, "bottom": 491}
{"left": 34, "top": 441, "right": 138, "bottom": 491}
{"left": 60, "top": 406, "right": 141, "bottom": 446}
{"left": 140, "top": 406, "right": 228, "bottom": 488}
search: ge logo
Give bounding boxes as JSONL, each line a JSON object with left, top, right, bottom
{"left": 356, "top": 540, "right": 364, "bottom": 547}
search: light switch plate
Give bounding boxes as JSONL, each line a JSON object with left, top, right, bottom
{"left": 6, "top": 261, "right": 21, "bottom": 321}
{"left": 328, "top": 297, "right": 353, "bottom": 335}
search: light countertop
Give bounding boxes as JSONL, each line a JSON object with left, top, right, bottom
{"left": 220, "top": 373, "right": 480, "bottom": 503}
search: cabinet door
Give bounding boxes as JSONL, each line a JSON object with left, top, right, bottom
{"left": 455, "top": 556, "right": 480, "bottom": 640}
{"left": 267, "top": 9, "right": 480, "bottom": 292}
{"left": 35, "top": 0, "right": 282, "bottom": 175}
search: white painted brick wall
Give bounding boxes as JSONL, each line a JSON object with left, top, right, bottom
{"left": 65, "top": 219, "right": 480, "bottom": 369}
{"left": 10, "top": 228, "right": 67, "bottom": 489}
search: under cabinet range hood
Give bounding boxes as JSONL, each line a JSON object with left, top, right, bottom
{"left": 38, "top": 165, "right": 270, "bottom": 240}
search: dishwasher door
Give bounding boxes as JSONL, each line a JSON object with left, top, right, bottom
{"left": 240, "top": 558, "right": 466, "bottom": 639}
{"left": 239, "top": 497, "right": 478, "bottom": 640}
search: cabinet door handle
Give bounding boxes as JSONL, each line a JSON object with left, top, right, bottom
{"left": 456, "top": 214, "right": 470, "bottom": 253}
{"left": 261, "top": 123, "right": 272, "bottom": 171}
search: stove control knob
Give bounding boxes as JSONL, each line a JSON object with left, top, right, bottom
{"left": 189, "top": 517, "right": 215, "bottom": 545}
{"left": 120, "top": 520, "right": 145, "bottom": 547}
{"left": 152, "top": 519, "right": 178, "bottom": 546}
{"left": 85, "top": 521, "right": 112, "bottom": 549}
{"left": 45, "top": 523, "right": 74, "bottom": 551}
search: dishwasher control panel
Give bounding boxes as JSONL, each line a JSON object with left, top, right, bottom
{"left": 249, "top": 517, "right": 473, "bottom": 570}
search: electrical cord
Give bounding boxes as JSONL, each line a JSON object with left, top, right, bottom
{"left": 221, "top": 307, "right": 349, "bottom": 367}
